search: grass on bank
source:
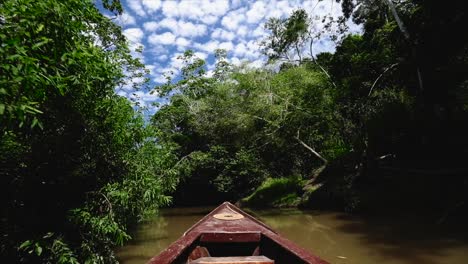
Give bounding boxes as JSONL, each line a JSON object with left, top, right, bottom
{"left": 241, "top": 177, "right": 305, "bottom": 208}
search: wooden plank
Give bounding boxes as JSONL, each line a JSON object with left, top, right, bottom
{"left": 200, "top": 232, "right": 261, "bottom": 243}
{"left": 191, "top": 256, "right": 274, "bottom": 264}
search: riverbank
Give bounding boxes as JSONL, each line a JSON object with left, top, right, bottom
{"left": 239, "top": 177, "right": 304, "bottom": 208}
{"left": 239, "top": 167, "right": 468, "bottom": 223}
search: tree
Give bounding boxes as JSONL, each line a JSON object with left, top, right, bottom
{"left": 260, "top": 8, "right": 343, "bottom": 87}
{"left": 0, "top": 0, "right": 174, "bottom": 262}
{"left": 152, "top": 48, "right": 343, "bottom": 203}
{"left": 261, "top": 9, "right": 310, "bottom": 62}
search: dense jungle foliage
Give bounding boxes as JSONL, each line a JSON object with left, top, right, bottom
{"left": 155, "top": 0, "right": 468, "bottom": 211}
{"left": 0, "top": 0, "right": 176, "bottom": 263}
{"left": 1, "top": 0, "right": 467, "bottom": 263}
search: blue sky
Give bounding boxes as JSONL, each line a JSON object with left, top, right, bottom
{"left": 104, "top": 0, "right": 361, "bottom": 112}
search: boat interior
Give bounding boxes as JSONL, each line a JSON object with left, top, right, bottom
{"left": 175, "top": 232, "right": 308, "bottom": 264}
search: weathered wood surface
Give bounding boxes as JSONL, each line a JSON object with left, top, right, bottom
{"left": 191, "top": 256, "right": 274, "bottom": 264}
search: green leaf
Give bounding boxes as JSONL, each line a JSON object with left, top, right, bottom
{"left": 32, "top": 40, "right": 49, "bottom": 50}
{"left": 19, "top": 240, "right": 32, "bottom": 250}
{"left": 35, "top": 243, "right": 43, "bottom": 256}
{"left": 37, "top": 24, "right": 45, "bottom": 33}
{"left": 31, "top": 117, "right": 39, "bottom": 128}
{"left": 43, "top": 232, "right": 54, "bottom": 239}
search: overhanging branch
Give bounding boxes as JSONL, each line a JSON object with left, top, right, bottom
{"left": 295, "top": 129, "right": 328, "bottom": 164}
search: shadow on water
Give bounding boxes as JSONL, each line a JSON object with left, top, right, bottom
{"left": 253, "top": 207, "right": 468, "bottom": 264}
{"left": 331, "top": 211, "right": 468, "bottom": 264}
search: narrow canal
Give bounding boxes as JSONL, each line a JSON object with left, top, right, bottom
{"left": 117, "top": 207, "right": 468, "bottom": 264}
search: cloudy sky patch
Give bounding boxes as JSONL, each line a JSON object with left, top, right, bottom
{"left": 111, "top": 0, "right": 361, "bottom": 110}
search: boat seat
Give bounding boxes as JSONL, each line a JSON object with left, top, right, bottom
{"left": 190, "top": 256, "right": 274, "bottom": 264}
{"left": 188, "top": 246, "right": 211, "bottom": 262}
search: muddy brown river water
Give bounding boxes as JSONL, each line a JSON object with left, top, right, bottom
{"left": 117, "top": 207, "right": 468, "bottom": 264}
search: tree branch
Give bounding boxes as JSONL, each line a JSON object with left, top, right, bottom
{"left": 295, "top": 42, "right": 302, "bottom": 63}
{"left": 88, "top": 191, "right": 114, "bottom": 216}
{"left": 368, "top": 63, "right": 399, "bottom": 96}
{"left": 173, "top": 152, "right": 196, "bottom": 168}
{"left": 295, "top": 129, "right": 328, "bottom": 164}
{"left": 309, "top": 35, "right": 337, "bottom": 88}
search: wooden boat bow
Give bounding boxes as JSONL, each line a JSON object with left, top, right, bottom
{"left": 147, "top": 202, "right": 329, "bottom": 264}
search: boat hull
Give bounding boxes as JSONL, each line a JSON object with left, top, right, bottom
{"left": 148, "top": 202, "right": 329, "bottom": 264}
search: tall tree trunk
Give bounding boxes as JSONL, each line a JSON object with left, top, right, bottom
{"left": 384, "top": 0, "right": 424, "bottom": 91}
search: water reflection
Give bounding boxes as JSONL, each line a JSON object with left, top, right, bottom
{"left": 117, "top": 207, "right": 468, "bottom": 264}
{"left": 116, "top": 207, "right": 214, "bottom": 263}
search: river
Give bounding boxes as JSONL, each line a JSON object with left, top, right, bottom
{"left": 117, "top": 207, "right": 468, "bottom": 264}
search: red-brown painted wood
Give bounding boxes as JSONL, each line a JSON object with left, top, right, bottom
{"left": 200, "top": 232, "right": 261, "bottom": 243}
{"left": 147, "top": 202, "right": 329, "bottom": 264}
{"left": 191, "top": 256, "right": 274, "bottom": 264}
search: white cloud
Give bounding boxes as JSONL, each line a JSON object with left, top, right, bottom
{"left": 142, "top": 0, "right": 161, "bottom": 13}
{"left": 153, "top": 74, "right": 168, "bottom": 83}
{"left": 252, "top": 26, "right": 267, "bottom": 37}
{"left": 201, "top": 0, "right": 230, "bottom": 17}
{"left": 233, "top": 43, "right": 248, "bottom": 57}
{"left": 120, "top": 74, "right": 146, "bottom": 91}
{"left": 157, "top": 54, "right": 168, "bottom": 61}
{"left": 158, "top": 18, "right": 207, "bottom": 38}
{"left": 176, "top": 37, "right": 191, "bottom": 47}
{"left": 146, "top": 64, "right": 156, "bottom": 75}
{"left": 211, "top": 28, "right": 235, "bottom": 41}
{"left": 346, "top": 17, "right": 363, "bottom": 34}
{"left": 194, "top": 51, "right": 208, "bottom": 60}
{"left": 194, "top": 40, "right": 220, "bottom": 53}
{"left": 312, "top": 38, "right": 336, "bottom": 54}
{"left": 268, "top": 0, "right": 293, "bottom": 18}
{"left": 161, "top": 0, "right": 229, "bottom": 22}
{"left": 159, "top": 18, "right": 178, "bottom": 32}
{"left": 117, "top": 90, "right": 127, "bottom": 97}
{"left": 123, "top": 27, "right": 144, "bottom": 43}
{"left": 230, "top": 56, "right": 243, "bottom": 66}
{"left": 205, "top": 70, "right": 214, "bottom": 77}
{"left": 219, "top": 41, "right": 234, "bottom": 51}
{"left": 148, "top": 44, "right": 169, "bottom": 55}
{"left": 230, "top": 0, "right": 242, "bottom": 9}
{"left": 178, "top": 21, "right": 207, "bottom": 37}
{"left": 126, "top": 0, "right": 146, "bottom": 16}
{"left": 314, "top": 0, "right": 342, "bottom": 17}
{"left": 201, "top": 15, "right": 219, "bottom": 25}
{"left": 161, "top": 1, "right": 179, "bottom": 17}
{"left": 176, "top": 1, "right": 200, "bottom": 18}
{"left": 237, "top": 26, "right": 248, "bottom": 37}
{"left": 117, "top": 12, "right": 136, "bottom": 26}
{"left": 143, "top": 21, "right": 159, "bottom": 32}
{"left": 148, "top": 32, "right": 176, "bottom": 45}
{"left": 140, "top": 90, "right": 159, "bottom": 102}
{"left": 127, "top": 90, "right": 160, "bottom": 108}
{"left": 249, "top": 59, "right": 264, "bottom": 68}
{"left": 221, "top": 8, "right": 246, "bottom": 30}
{"left": 168, "top": 53, "right": 185, "bottom": 69}
{"left": 246, "top": 1, "right": 266, "bottom": 23}
{"left": 245, "top": 40, "right": 261, "bottom": 58}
